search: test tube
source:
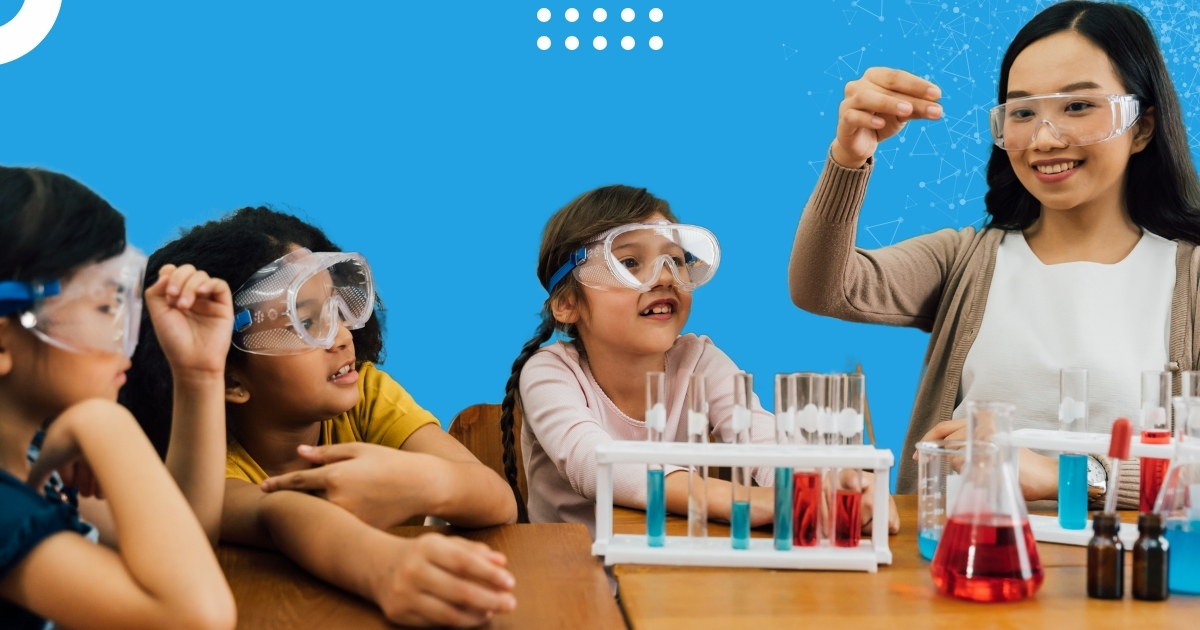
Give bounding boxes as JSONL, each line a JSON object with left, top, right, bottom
{"left": 792, "top": 373, "right": 824, "bottom": 547}
{"left": 686, "top": 373, "right": 709, "bottom": 544}
{"left": 1140, "top": 370, "right": 1171, "bottom": 513}
{"left": 1058, "top": 368, "right": 1088, "bottom": 530}
{"left": 645, "top": 372, "right": 667, "bottom": 547}
{"left": 823, "top": 374, "right": 843, "bottom": 546}
{"left": 834, "top": 374, "right": 865, "bottom": 548}
{"left": 731, "top": 372, "right": 753, "bottom": 550}
{"left": 773, "top": 374, "right": 796, "bottom": 551}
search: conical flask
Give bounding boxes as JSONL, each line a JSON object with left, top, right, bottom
{"left": 930, "top": 401, "right": 1044, "bottom": 602}
{"left": 1155, "top": 392, "right": 1200, "bottom": 594}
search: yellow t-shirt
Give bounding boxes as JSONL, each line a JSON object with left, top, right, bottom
{"left": 225, "top": 362, "right": 439, "bottom": 484}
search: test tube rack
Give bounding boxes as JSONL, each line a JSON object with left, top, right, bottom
{"left": 1009, "top": 428, "right": 1177, "bottom": 547}
{"left": 591, "top": 441, "right": 895, "bottom": 572}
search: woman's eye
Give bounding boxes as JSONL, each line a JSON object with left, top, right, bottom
{"left": 1010, "top": 108, "right": 1035, "bottom": 120}
{"left": 1065, "top": 101, "right": 1094, "bottom": 113}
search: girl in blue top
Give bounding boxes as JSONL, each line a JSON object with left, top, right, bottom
{"left": 0, "top": 167, "right": 235, "bottom": 630}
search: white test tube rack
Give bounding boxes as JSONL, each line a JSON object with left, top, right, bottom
{"left": 591, "top": 441, "right": 895, "bottom": 572}
{"left": 1009, "top": 428, "right": 1177, "bottom": 546}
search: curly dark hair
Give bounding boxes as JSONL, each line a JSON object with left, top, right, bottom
{"left": 120, "top": 206, "right": 386, "bottom": 457}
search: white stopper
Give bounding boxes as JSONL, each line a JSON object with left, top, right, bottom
{"left": 816, "top": 406, "right": 837, "bottom": 435}
{"left": 776, "top": 409, "right": 796, "bottom": 435}
{"left": 687, "top": 409, "right": 708, "bottom": 436}
{"left": 798, "top": 403, "right": 819, "bottom": 433}
{"left": 732, "top": 405, "right": 752, "bottom": 434}
{"left": 645, "top": 402, "right": 667, "bottom": 433}
{"left": 838, "top": 408, "right": 864, "bottom": 438}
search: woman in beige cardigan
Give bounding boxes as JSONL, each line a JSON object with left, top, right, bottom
{"left": 790, "top": 1, "right": 1200, "bottom": 508}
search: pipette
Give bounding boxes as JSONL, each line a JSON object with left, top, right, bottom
{"left": 1105, "top": 418, "right": 1133, "bottom": 515}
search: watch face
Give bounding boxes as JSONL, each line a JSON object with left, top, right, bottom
{"left": 1086, "top": 457, "right": 1107, "bottom": 499}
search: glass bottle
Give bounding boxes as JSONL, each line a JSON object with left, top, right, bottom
{"left": 930, "top": 401, "right": 1044, "bottom": 602}
{"left": 1087, "top": 513, "right": 1124, "bottom": 599}
{"left": 1132, "top": 513, "right": 1170, "bottom": 601}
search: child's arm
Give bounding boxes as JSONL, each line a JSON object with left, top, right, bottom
{"left": 146, "top": 264, "right": 234, "bottom": 545}
{"left": 0, "top": 399, "right": 235, "bottom": 630}
{"left": 259, "top": 426, "right": 517, "bottom": 528}
{"left": 222, "top": 479, "right": 516, "bottom": 627}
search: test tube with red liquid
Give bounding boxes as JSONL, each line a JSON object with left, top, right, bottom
{"left": 1140, "top": 370, "right": 1172, "bottom": 513}
{"left": 792, "top": 373, "right": 825, "bottom": 547}
{"left": 823, "top": 375, "right": 843, "bottom": 546}
{"left": 833, "top": 374, "right": 865, "bottom": 548}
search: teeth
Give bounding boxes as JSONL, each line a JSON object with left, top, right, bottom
{"left": 1036, "top": 161, "right": 1078, "bottom": 174}
{"left": 641, "top": 304, "right": 674, "bottom": 315}
{"left": 330, "top": 365, "right": 350, "bottom": 379}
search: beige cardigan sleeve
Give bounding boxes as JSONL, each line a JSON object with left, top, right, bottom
{"left": 789, "top": 157, "right": 977, "bottom": 333}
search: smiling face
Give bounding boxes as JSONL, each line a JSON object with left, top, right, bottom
{"left": 1004, "top": 31, "right": 1155, "bottom": 213}
{"left": 553, "top": 214, "right": 693, "bottom": 358}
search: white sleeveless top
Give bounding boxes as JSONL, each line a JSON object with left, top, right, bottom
{"left": 955, "top": 230, "right": 1175, "bottom": 434}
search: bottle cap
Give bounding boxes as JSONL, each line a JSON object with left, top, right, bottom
{"left": 1108, "top": 418, "right": 1133, "bottom": 459}
{"left": 1092, "top": 512, "right": 1121, "bottom": 535}
{"left": 1138, "top": 512, "right": 1165, "bottom": 534}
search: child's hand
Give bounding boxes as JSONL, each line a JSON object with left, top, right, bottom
{"left": 370, "top": 533, "right": 516, "bottom": 627}
{"left": 27, "top": 413, "right": 86, "bottom": 492}
{"left": 144, "top": 264, "right": 233, "bottom": 379}
{"left": 260, "top": 442, "right": 444, "bottom": 529}
{"left": 859, "top": 471, "right": 900, "bottom": 535}
{"left": 59, "top": 459, "right": 104, "bottom": 499}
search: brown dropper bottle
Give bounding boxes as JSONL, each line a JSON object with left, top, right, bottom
{"left": 1087, "top": 513, "right": 1125, "bottom": 599}
{"left": 1133, "top": 513, "right": 1170, "bottom": 600}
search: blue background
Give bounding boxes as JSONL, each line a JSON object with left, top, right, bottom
{"left": 5, "top": 0, "right": 1200, "bottom": 489}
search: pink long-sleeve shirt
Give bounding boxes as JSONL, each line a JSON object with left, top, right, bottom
{"left": 519, "top": 333, "right": 776, "bottom": 533}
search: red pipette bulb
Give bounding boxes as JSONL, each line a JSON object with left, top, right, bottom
{"left": 1109, "top": 418, "right": 1132, "bottom": 460}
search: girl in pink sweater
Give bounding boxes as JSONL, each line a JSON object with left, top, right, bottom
{"left": 499, "top": 185, "right": 899, "bottom": 536}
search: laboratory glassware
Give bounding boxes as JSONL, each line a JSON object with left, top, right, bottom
{"left": 1132, "top": 513, "right": 1170, "bottom": 601}
{"left": 1087, "top": 514, "right": 1125, "bottom": 599}
{"left": 1058, "top": 368, "right": 1089, "bottom": 530}
{"left": 730, "top": 372, "right": 754, "bottom": 550}
{"left": 646, "top": 371, "right": 667, "bottom": 547}
{"left": 1155, "top": 396, "right": 1200, "bottom": 594}
{"left": 792, "top": 373, "right": 825, "bottom": 547}
{"left": 687, "top": 373, "right": 709, "bottom": 544}
{"left": 915, "top": 440, "right": 978, "bottom": 561}
{"left": 930, "top": 401, "right": 1044, "bottom": 602}
{"left": 774, "top": 373, "right": 796, "bottom": 551}
{"left": 834, "top": 373, "right": 865, "bottom": 548}
{"left": 1141, "top": 370, "right": 1172, "bottom": 513}
{"left": 822, "top": 374, "right": 843, "bottom": 545}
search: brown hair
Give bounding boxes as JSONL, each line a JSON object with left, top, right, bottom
{"left": 501, "top": 185, "right": 677, "bottom": 522}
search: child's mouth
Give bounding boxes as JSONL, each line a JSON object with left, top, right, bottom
{"left": 328, "top": 363, "right": 357, "bottom": 383}
{"left": 640, "top": 302, "right": 675, "bottom": 319}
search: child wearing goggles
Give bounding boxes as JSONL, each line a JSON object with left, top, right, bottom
{"left": 501, "top": 185, "right": 898, "bottom": 535}
{"left": 123, "top": 206, "right": 517, "bottom": 628}
{"left": 793, "top": 1, "right": 1200, "bottom": 505}
{"left": 0, "top": 167, "right": 235, "bottom": 630}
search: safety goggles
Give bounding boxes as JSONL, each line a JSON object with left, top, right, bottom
{"left": 232, "top": 248, "right": 374, "bottom": 356}
{"left": 547, "top": 222, "right": 720, "bottom": 293}
{"left": 0, "top": 246, "right": 147, "bottom": 358}
{"left": 988, "top": 93, "right": 1140, "bottom": 151}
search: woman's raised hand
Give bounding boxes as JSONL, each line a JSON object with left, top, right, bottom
{"left": 832, "top": 67, "right": 944, "bottom": 169}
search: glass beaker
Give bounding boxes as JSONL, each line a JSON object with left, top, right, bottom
{"left": 930, "top": 402, "right": 1044, "bottom": 602}
{"left": 1156, "top": 395, "right": 1200, "bottom": 594}
{"left": 915, "top": 440, "right": 980, "bottom": 561}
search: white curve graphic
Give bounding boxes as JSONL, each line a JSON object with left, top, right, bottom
{"left": 0, "top": 0, "right": 61, "bottom": 65}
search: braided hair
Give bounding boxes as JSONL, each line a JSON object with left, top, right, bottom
{"left": 502, "top": 185, "right": 677, "bottom": 522}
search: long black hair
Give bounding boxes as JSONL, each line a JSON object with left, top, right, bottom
{"left": 500, "top": 186, "right": 677, "bottom": 522}
{"left": 984, "top": 1, "right": 1200, "bottom": 243}
{"left": 120, "top": 206, "right": 386, "bottom": 457}
{"left": 0, "top": 167, "right": 125, "bottom": 285}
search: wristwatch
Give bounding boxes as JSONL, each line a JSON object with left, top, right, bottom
{"left": 1087, "top": 455, "right": 1107, "bottom": 500}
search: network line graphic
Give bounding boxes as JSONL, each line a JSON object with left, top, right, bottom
{"left": 786, "top": 0, "right": 1199, "bottom": 247}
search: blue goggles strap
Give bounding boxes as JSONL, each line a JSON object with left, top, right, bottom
{"left": 0, "top": 280, "right": 61, "bottom": 317}
{"left": 547, "top": 247, "right": 588, "bottom": 293}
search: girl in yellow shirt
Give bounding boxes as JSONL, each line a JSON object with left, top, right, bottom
{"left": 122, "top": 206, "right": 517, "bottom": 628}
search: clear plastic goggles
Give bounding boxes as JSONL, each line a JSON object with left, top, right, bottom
{"left": 548, "top": 222, "right": 720, "bottom": 293}
{"left": 0, "top": 246, "right": 147, "bottom": 358}
{"left": 232, "top": 248, "right": 374, "bottom": 356}
{"left": 988, "top": 93, "right": 1140, "bottom": 151}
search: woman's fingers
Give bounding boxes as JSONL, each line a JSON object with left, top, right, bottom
{"left": 912, "top": 419, "right": 969, "bottom": 460}
{"left": 862, "top": 66, "right": 941, "bottom": 100}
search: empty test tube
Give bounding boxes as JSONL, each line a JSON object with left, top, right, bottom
{"left": 645, "top": 372, "right": 667, "bottom": 547}
{"left": 687, "top": 373, "right": 709, "bottom": 544}
{"left": 774, "top": 373, "right": 797, "bottom": 551}
{"left": 731, "top": 372, "right": 754, "bottom": 550}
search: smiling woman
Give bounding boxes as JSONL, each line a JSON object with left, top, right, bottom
{"left": 789, "top": 0, "right": 1200, "bottom": 509}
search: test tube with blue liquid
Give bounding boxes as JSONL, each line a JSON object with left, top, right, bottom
{"left": 687, "top": 373, "right": 709, "bottom": 545}
{"left": 773, "top": 374, "right": 797, "bottom": 551}
{"left": 1058, "top": 368, "right": 1088, "bottom": 530}
{"left": 645, "top": 371, "right": 667, "bottom": 547}
{"left": 731, "top": 372, "right": 754, "bottom": 550}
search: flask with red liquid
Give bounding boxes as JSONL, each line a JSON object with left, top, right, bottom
{"left": 792, "top": 373, "right": 825, "bottom": 547}
{"left": 930, "top": 401, "right": 1044, "bottom": 602}
{"left": 1140, "top": 371, "right": 1172, "bottom": 513}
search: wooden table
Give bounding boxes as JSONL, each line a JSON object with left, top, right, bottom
{"left": 611, "top": 495, "right": 1198, "bottom": 629}
{"left": 218, "top": 523, "right": 625, "bottom": 629}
